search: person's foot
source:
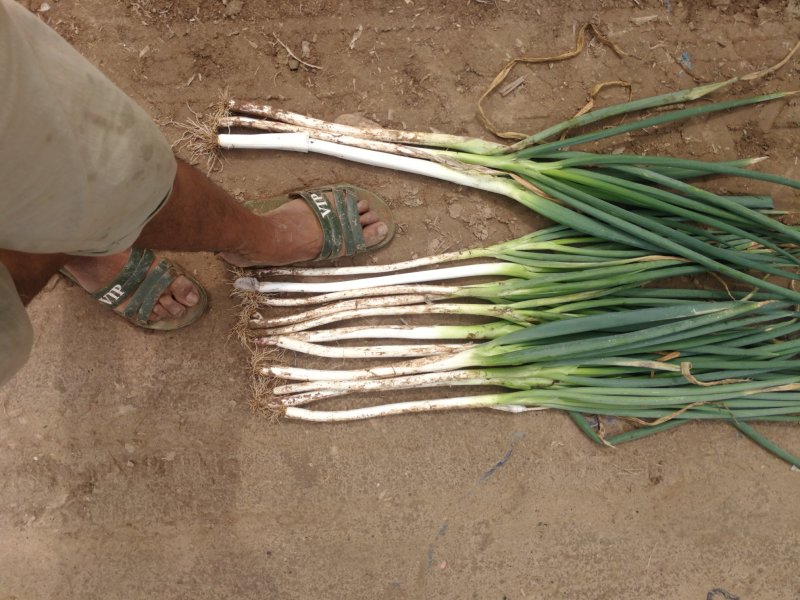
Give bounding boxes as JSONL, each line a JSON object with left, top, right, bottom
{"left": 219, "top": 193, "right": 391, "bottom": 267}
{"left": 63, "top": 249, "right": 201, "bottom": 324}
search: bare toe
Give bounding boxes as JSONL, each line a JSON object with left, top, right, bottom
{"left": 362, "top": 222, "right": 389, "bottom": 247}
{"left": 151, "top": 304, "right": 169, "bottom": 322}
{"left": 359, "top": 210, "right": 381, "bottom": 226}
{"left": 169, "top": 275, "right": 201, "bottom": 307}
{"left": 159, "top": 294, "right": 186, "bottom": 318}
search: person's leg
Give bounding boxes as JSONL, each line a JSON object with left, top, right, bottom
{"left": 60, "top": 158, "right": 389, "bottom": 323}
{"left": 134, "top": 158, "right": 389, "bottom": 266}
{"left": 0, "top": 250, "right": 68, "bottom": 305}
{"left": 1, "top": 1, "right": 388, "bottom": 334}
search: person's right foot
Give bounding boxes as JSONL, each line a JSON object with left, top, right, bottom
{"left": 63, "top": 249, "right": 202, "bottom": 324}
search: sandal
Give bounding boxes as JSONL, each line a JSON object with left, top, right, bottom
{"left": 243, "top": 184, "right": 395, "bottom": 262}
{"left": 61, "top": 248, "right": 207, "bottom": 331}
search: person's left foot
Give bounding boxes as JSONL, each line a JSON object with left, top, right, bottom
{"left": 219, "top": 191, "right": 390, "bottom": 267}
{"left": 63, "top": 249, "right": 201, "bottom": 324}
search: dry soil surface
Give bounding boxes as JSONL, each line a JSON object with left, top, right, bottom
{"left": 2, "top": 1, "right": 800, "bottom": 598}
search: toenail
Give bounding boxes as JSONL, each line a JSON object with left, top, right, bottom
{"left": 377, "top": 223, "right": 388, "bottom": 237}
{"left": 186, "top": 290, "right": 200, "bottom": 306}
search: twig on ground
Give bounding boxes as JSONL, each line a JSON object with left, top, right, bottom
{"left": 273, "top": 33, "right": 323, "bottom": 70}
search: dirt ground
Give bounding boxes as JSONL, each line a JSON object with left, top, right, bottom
{"left": 3, "top": 0, "right": 800, "bottom": 598}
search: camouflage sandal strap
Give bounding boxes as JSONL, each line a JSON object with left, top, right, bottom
{"left": 119, "top": 259, "right": 178, "bottom": 325}
{"left": 89, "top": 248, "right": 155, "bottom": 309}
{"left": 87, "top": 249, "right": 177, "bottom": 325}
{"left": 297, "top": 186, "right": 366, "bottom": 260}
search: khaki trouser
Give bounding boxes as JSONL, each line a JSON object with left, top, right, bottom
{"left": 0, "top": 0, "right": 177, "bottom": 386}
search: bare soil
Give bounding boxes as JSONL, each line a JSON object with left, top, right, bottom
{"left": 2, "top": 1, "right": 800, "bottom": 598}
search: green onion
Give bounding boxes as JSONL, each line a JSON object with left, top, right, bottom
{"left": 221, "top": 80, "right": 800, "bottom": 466}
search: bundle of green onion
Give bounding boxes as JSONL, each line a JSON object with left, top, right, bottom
{"left": 216, "top": 77, "right": 800, "bottom": 466}
{"left": 220, "top": 78, "right": 800, "bottom": 301}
